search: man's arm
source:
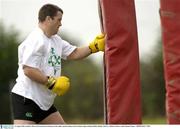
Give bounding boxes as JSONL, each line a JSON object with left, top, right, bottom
{"left": 23, "top": 65, "right": 70, "bottom": 96}
{"left": 67, "top": 34, "right": 105, "bottom": 60}
{"left": 67, "top": 46, "right": 91, "bottom": 60}
{"left": 23, "top": 65, "right": 48, "bottom": 85}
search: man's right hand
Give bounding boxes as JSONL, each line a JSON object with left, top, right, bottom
{"left": 46, "top": 76, "right": 70, "bottom": 96}
{"left": 89, "top": 34, "right": 105, "bottom": 53}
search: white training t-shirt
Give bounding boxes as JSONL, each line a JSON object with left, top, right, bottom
{"left": 12, "top": 27, "right": 76, "bottom": 110}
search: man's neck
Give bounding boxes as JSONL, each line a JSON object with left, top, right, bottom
{"left": 38, "top": 23, "right": 52, "bottom": 38}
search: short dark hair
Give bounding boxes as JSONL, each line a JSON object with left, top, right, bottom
{"left": 38, "top": 4, "right": 63, "bottom": 22}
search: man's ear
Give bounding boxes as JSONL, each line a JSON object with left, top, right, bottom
{"left": 46, "top": 16, "right": 52, "bottom": 22}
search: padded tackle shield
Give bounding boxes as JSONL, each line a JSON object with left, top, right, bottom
{"left": 160, "top": 0, "right": 180, "bottom": 124}
{"left": 99, "top": 0, "right": 142, "bottom": 124}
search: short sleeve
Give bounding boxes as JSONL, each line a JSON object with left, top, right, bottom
{"left": 21, "top": 37, "right": 45, "bottom": 68}
{"left": 61, "top": 40, "right": 77, "bottom": 59}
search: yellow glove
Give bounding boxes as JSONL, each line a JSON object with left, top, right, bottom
{"left": 89, "top": 34, "right": 105, "bottom": 53}
{"left": 46, "top": 76, "right": 70, "bottom": 96}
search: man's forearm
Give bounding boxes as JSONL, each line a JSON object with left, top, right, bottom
{"left": 23, "top": 65, "right": 48, "bottom": 85}
{"left": 67, "top": 46, "right": 91, "bottom": 60}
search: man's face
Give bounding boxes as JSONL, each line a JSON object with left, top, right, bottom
{"left": 48, "top": 11, "right": 63, "bottom": 35}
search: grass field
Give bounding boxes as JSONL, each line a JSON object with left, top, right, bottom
{"left": 142, "top": 117, "right": 167, "bottom": 124}
{"left": 66, "top": 117, "right": 167, "bottom": 124}
{"left": 66, "top": 117, "right": 167, "bottom": 125}
{"left": 66, "top": 118, "right": 104, "bottom": 124}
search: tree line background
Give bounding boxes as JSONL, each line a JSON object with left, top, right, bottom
{"left": 0, "top": 23, "right": 165, "bottom": 124}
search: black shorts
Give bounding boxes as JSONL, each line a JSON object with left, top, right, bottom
{"left": 11, "top": 93, "right": 57, "bottom": 123}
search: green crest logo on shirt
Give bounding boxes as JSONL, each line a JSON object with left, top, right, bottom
{"left": 48, "top": 47, "right": 61, "bottom": 75}
{"left": 25, "top": 112, "right": 33, "bottom": 118}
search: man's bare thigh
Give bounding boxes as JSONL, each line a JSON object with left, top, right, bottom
{"left": 39, "top": 111, "right": 65, "bottom": 124}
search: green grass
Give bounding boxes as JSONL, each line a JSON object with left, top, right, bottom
{"left": 66, "top": 117, "right": 167, "bottom": 124}
{"left": 66, "top": 118, "right": 104, "bottom": 124}
{"left": 142, "top": 117, "right": 167, "bottom": 124}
